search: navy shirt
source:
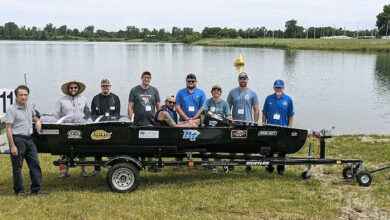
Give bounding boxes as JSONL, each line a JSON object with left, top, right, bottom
{"left": 262, "top": 93, "right": 295, "bottom": 126}
{"left": 175, "top": 87, "right": 206, "bottom": 122}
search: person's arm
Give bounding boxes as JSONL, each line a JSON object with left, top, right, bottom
{"left": 155, "top": 88, "right": 161, "bottom": 110}
{"left": 288, "top": 116, "right": 294, "bottom": 128}
{"left": 128, "top": 102, "right": 134, "bottom": 119}
{"left": 5, "top": 124, "right": 17, "bottom": 156}
{"left": 262, "top": 113, "right": 267, "bottom": 124}
{"left": 33, "top": 115, "right": 41, "bottom": 132}
{"left": 175, "top": 105, "right": 189, "bottom": 121}
{"left": 161, "top": 111, "right": 177, "bottom": 127}
{"left": 253, "top": 105, "right": 260, "bottom": 122}
{"left": 114, "top": 95, "right": 121, "bottom": 116}
{"left": 156, "top": 102, "right": 161, "bottom": 110}
{"left": 192, "top": 108, "right": 203, "bottom": 120}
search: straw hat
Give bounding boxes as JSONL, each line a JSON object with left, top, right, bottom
{"left": 61, "top": 78, "right": 86, "bottom": 95}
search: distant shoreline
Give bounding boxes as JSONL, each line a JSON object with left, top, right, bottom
{"left": 192, "top": 38, "right": 390, "bottom": 52}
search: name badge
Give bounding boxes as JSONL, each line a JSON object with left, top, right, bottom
{"left": 210, "top": 107, "right": 216, "bottom": 112}
{"left": 238, "top": 109, "right": 244, "bottom": 115}
{"left": 105, "top": 112, "right": 109, "bottom": 116}
{"left": 95, "top": 107, "right": 99, "bottom": 110}
{"left": 189, "top": 106, "right": 195, "bottom": 112}
{"left": 110, "top": 106, "right": 115, "bottom": 110}
{"left": 273, "top": 114, "right": 280, "bottom": 120}
{"left": 145, "top": 105, "right": 152, "bottom": 111}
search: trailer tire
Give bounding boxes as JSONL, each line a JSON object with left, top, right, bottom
{"left": 357, "top": 172, "right": 372, "bottom": 187}
{"left": 342, "top": 166, "right": 355, "bottom": 179}
{"left": 107, "top": 162, "right": 140, "bottom": 193}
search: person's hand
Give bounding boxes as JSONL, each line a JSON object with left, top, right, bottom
{"left": 35, "top": 120, "right": 42, "bottom": 132}
{"left": 10, "top": 144, "right": 18, "bottom": 156}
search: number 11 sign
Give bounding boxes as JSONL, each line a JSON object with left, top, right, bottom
{"left": 0, "top": 89, "right": 15, "bottom": 114}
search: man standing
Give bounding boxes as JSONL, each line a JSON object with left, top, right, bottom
{"left": 91, "top": 79, "right": 121, "bottom": 117}
{"left": 227, "top": 72, "right": 259, "bottom": 124}
{"left": 5, "top": 85, "right": 48, "bottom": 196}
{"left": 91, "top": 79, "right": 121, "bottom": 176}
{"left": 54, "top": 79, "right": 90, "bottom": 178}
{"left": 202, "top": 84, "right": 232, "bottom": 119}
{"left": 128, "top": 71, "right": 161, "bottom": 126}
{"left": 262, "top": 79, "right": 295, "bottom": 175}
{"left": 175, "top": 74, "right": 206, "bottom": 122}
{"left": 227, "top": 72, "right": 259, "bottom": 172}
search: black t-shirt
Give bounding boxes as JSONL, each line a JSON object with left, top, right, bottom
{"left": 91, "top": 93, "right": 121, "bottom": 116}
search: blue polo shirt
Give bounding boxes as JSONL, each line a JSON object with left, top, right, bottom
{"left": 262, "top": 93, "right": 295, "bottom": 126}
{"left": 175, "top": 87, "right": 206, "bottom": 121}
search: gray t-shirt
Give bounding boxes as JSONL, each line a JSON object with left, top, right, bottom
{"left": 5, "top": 102, "right": 36, "bottom": 135}
{"left": 128, "top": 85, "right": 160, "bottom": 126}
{"left": 227, "top": 87, "right": 259, "bottom": 122}
{"left": 54, "top": 95, "right": 90, "bottom": 117}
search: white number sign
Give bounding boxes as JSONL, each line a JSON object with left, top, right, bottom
{"left": 0, "top": 89, "right": 15, "bottom": 114}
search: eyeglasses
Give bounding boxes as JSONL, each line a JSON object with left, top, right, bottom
{"left": 69, "top": 87, "right": 78, "bottom": 90}
{"left": 101, "top": 85, "right": 110, "bottom": 87}
{"left": 187, "top": 80, "right": 195, "bottom": 83}
{"left": 168, "top": 101, "right": 176, "bottom": 104}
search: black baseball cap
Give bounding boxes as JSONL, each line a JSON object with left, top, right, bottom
{"left": 186, "top": 74, "right": 196, "bottom": 80}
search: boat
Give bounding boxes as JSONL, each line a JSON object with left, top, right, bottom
{"left": 233, "top": 54, "right": 245, "bottom": 66}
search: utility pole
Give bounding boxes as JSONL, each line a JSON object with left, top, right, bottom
{"left": 386, "top": 20, "right": 390, "bottom": 37}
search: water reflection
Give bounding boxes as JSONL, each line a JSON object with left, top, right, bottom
{"left": 283, "top": 50, "right": 297, "bottom": 76}
{"left": 374, "top": 53, "right": 390, "bottom": 95}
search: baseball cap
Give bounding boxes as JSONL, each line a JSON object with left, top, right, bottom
{"left": 142, "top": 71, "right": 151, "bottom": 77}
{"left": 101, "top": 79, "right": 111, "bottom": 86}
{"left": 186, "top": 74, "right": 197, "bottom": 80}
{"left": 274, "top": 79, "right": 285, "bottom": 88}
{"left": 238, "top": 72, "right": 248, "bottom": 79}
{"left": 211, "top": 84, "right": 222, "bottom": 92}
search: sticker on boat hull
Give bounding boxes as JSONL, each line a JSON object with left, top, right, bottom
{"left": 209, "top": 121, "right": 217, "bottom": 127}
{"left": 183, "top": 130, "right": 200, "bottom": 141}
{"left": 91, "top": 130, "right": 112, "bottom": 140}
{"left": 291, "top": 132, "right": 298, "bottom": 137}
{"left": 67, "top": 130, "right": 82, "bottom": 139}
{"left": 258, "top": 131, "right": 278, "bottom": 136}
{"left": 139, "top": 130, "right": 159, "bottom": 139}
{"left": 231, "top": 130, "right": 247, "bottom": 138}
{"left": 39, "top": 129, "right": 60, "bottom": 135}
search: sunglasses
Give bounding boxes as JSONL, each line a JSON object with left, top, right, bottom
{"left": 101, "top": 85, "right": 110, "bottom": 87}
{"left": 168, "top": 101, "right": 176, "bottom": 104}
{"left": 69, "top": 87, "right": 78, "bottom": 90}
{"left": 187, "top": 80, "right": 196, "bottom": 83}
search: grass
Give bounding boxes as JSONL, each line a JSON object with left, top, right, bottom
{"left": 0, "top": 135, "right": 389, "bottom": 219}
{"left": 192, "top": 38, "right": 390, "bottom": 52}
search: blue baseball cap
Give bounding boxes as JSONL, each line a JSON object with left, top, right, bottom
{"left": 273, "top": 79, "right": 285, "bottom": 88}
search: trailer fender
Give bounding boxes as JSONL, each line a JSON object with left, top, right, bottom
{"left": 104, "top": 155, "right": 143, "bottom": 170}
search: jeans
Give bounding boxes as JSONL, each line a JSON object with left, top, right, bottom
{"left": 10, "top": 136, "right": 42, "bottom": 194}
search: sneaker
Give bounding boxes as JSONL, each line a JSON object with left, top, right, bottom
{"left": 31, "top": 190, "right": 49, "bottom": 196}
{"left": 81, "top": 171, "right": 88, "bottom": 178}
{"left": 211, "top": 167, "right": 218, "bottom": 174}
{"left": 58, "top": 172, "right": 69, "bottom": 179}
{"left": 15, "top": 192, "right": 26, "bottom": 197}
{"left": 92, "top": 170, "right": 101, "bottom": 176}
{"left": 228, "top": 165, "right": 235, "bottom": 172}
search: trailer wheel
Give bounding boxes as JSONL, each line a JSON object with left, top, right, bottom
{"left": 107, "top": 162, "right": 140, "bottom": 193}
{"left": 357, "top": 172, "right": 372, "bottom": 187}
{"left": 342, "top": 166, "right": 355, "bottom": 179}
{"left": 301, "top": 170, "right": 311, "bottom": 180}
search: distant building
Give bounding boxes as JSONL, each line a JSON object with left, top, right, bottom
{"left": 381, "top": 36, "right": 390, "bottom": 39}
{"left": 320, "top": 36, "right": 352, "bottom": 39}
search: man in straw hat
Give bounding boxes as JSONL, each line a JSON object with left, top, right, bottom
{"left": 53, "top": 78, "right": 90, "bottom": 178}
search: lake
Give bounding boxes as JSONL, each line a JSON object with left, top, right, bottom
{"left": 1, "top": 40, "right": 390, "bottom": 134}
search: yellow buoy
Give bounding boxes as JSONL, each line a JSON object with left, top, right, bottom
{"left": 234, "top": 54, "right": 245, "bottom": 66}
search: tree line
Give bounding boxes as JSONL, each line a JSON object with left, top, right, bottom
{"left": 1, "top": 4, "right": 389, "bottom": 43}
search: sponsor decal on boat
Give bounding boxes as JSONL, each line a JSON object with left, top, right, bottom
{"left": 258, "top": 131, "right": 278, "bottom": 136}
{"left": 209, "top": 121, "right": 217, "bottom": 127}
{"left": 91, "top": 130, "right": 112, "bottom": 140}
{"left": 139, "top": 130, "right": 159, "bottom": 139}
{"left": 291, "top": 132, "right": 298, "bottom": 137}
{"left": 39, "top": 129, "right": 60, "bottom": 135}
{"left": 246, "top": 161, "right": 269, "bottom": 166}
{"left": 67, "top": 130, "right": 81, "bottom": 139}
{"left": 231, "top": 130, "right": 247, "bottom": 138}
{"left": 183, "top": 130, "right": 200, "bottom": 141}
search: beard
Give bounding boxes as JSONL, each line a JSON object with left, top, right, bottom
{"left": 276, "top": 92, "right": 283, "bottom": 96}
{"left": 239, "top": 82, "right": 247, "bottom": 88}
{"left": 187, "top": 85, "right": 195, "bottom": 90}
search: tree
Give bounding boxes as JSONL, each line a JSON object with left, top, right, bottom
{"left": 3, "top": 22, "right": 19, "bottom": 39}
{"left": 82, "top": 25, "right": 94, "bottom": 38}
{"left": 284, "top": 19, "right": 298, "bottom": 38}
{"left": 58, "top": 25, "right": 67, "bottom": 35}
{"left": 376, "top": 4, "right": 390, "bottom": 36}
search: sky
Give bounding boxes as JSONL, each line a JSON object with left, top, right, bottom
{"left": 0, "top": 0, "right": 388, "bottom": 31}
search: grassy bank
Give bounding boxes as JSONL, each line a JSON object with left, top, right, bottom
{"left": 193, "top": 38, "right": 390, "bottom": 52}
{"left": 0, "top": 135, "right": 389, "bottom": 219}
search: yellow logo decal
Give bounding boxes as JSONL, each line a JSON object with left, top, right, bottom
{"left": 91, "top": 130, "right": 112, "bottom": 140}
